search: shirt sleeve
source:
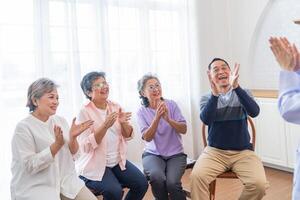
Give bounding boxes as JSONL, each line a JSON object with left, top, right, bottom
{"left": 170, "top": 100, "right": 186, "bottom": 123}
{"left": 200, "top": 94, "right": 218, "bottom": 125}
{"left": 136, "top": 108, "right": 150, "bottom": 137}
{"left": 234, "top": 86, "right": 260, "bottom": 118}
{"left": 12, "top": 123, "right": 54, "bottom": 175}
{"left": 278, "top": 70, "right": 300, "bottom": 124}
{"left": 76, "top": 109, "right": 99, "bottom": 153}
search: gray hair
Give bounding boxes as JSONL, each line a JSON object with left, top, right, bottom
{"left": 26, "top": 78, "right": 58, "bottom": 112}
{"left": 137, "top": 73, "right": 160, "bottom": 107}
{"left": 81, "top": 71, "right": 106, "bottom": 100}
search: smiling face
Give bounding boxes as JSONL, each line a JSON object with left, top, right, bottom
{"left": 89, "top": 77, "right": 109, "bottom": 102}
{"left": 34, "top": 89, "right": 59, "bottom": 117}
{"left": 142, "top": 78, "right": 162, "bottom": 102}
{"left": 209, "top": 60, "right": 231, "bottom": 87}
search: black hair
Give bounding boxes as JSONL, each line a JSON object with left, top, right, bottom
{"left": 208, "top": 58, "right": 230, "bottom": 70}
{"left": 137, "top": 73, "right": 161, "bottom": 107}
{"left": 80, "top": 71, "right": 106, "bottom": 100}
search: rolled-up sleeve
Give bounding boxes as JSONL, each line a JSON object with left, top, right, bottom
{"left": 76, "top": 109, "right": 99, "bottom": 153}
{"left": 170, "top": 100, "right": 186, "bottom": 123}
{"left": 136, "top": 109, "right": 149, "bottom": 137}
{"left": 278, "top": 70, "right": 300, "bottom": 124}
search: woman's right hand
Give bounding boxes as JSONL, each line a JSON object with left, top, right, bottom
{"left": 103, "top": 112, "right": 118, "bottom": 129}
{"left": 54, "top": 125, "right": 65, "bottom": 147}
{"left": 50, "top": 125, "right": 65, "bottom": 157}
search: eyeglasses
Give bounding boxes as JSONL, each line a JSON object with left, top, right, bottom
{"left": 92, "top": 82, "right": 109, "bottom": 89}
{"left": 147, "top": 83, "right": 161, "bottom": 92}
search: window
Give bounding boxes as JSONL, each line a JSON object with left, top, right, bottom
{"left": 0, "top": 1, "right": 193, "bottom": 199}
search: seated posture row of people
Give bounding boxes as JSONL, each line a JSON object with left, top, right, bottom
{"left": 11, "top": 57, "right": 269, "bottom": 200}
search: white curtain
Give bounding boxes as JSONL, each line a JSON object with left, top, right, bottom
{"left": 0, "top": 0, "right": 200, "bottom": 199}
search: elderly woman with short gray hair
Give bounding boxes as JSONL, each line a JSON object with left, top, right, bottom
{"left": 75, "top": 71, "right": 148, "bottom": 200}
{"left": 11, "top": 78, "right": 96, "bottom": 200}
{"left": 136, "top": 73, "right": 187, "bottom": 200}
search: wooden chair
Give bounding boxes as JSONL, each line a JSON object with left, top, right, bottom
{"left": 202, "top": 117, "right": 256, "bottom": 200}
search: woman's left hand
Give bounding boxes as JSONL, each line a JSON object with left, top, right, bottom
{"left": 118, "top": 108, "right": 132, "bottom": 124}
{"left": 162, "top": 102, "right": 170, "bottom": 122}
{"left": 69, "top": 118, "right": 94, "bottom": 139}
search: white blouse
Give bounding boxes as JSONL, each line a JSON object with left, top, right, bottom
{"left": 10, "top": 115, "right": 84, "bottom": 200}
{"left": 95, "top": 108, "right": 120, "bottom": 167}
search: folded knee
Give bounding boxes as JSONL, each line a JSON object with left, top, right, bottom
{"left": 245, "top": 179, "right": 268, "bottom": 193}
{"left": 133, "top": 177, "right": 149, "bottom": 192}
{"left": 148, "top": 171, "right": 166, "bottom": 183}
{"left": 103, "top": 186, "right": 123, "bottom": 200}
{"left": 190, "top": 169, "right": 210, "bottom": 184}
{"left": 166, "top": 180, "right": 181, "bottom": 192}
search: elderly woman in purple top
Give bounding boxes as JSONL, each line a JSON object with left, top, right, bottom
{"left": 136, "top": 73, "right": 187, "bottom": 200}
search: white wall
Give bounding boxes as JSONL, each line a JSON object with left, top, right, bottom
{"left": 195, "top": 0, "right": 269, "bottom": 92}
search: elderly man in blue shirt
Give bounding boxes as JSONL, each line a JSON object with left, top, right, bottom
{"left": 269, "top": 35, "right": 300, "bottom": 200}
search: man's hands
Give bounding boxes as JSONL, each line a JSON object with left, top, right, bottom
{"left": 230, "top": 63, "right": 240, "bottom": 89}
{"left": 207, "top": 62, "right": 240, "bottom": 96}
{"left": 207, "top": 71, "right": 219, "bottom": 96}
{"left": 269, "top": 37, "right": 300, "bottom": 72}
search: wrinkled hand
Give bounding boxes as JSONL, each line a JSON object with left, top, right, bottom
{"left": 269, "top": 37, "right": 300, "bottom": 72}
{"left": 155, "top": 101, "right": 165, "bottom": 120}
{"left": 118, "top": 108, "right": 132, "bottom": 124}
{"left": 161, "top": 102, "right": 170, "bottom": 121}
{"left": 207, "top": 71, "right": 219, "bottom": 96}
{"left": 103, "top": 112, "right": 118, "bottom": 129}
{"left": 54, "top": 125, "right": 64, "bottom": 147}
{"left": 229, "top": 63, "right": 240, "bottom": 89}
{"left": 69, "top": 118, "right": 94, "bottom": 139}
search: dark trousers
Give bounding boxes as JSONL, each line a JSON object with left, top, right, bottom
{"left": 143, "top": 152, "right": 187, "bottom": 200}
{"left": 80, "top": 160, "right": 148, "bottom": 200}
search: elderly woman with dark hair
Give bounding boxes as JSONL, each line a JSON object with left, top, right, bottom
{"left": 136, "top": 73, "right": 188, "bottom": 200}
{"left": 75, "top": 71, "right": 148, "bottom": 200}
{"left": 11, "top": 78, "right": 96, "bottom": 200}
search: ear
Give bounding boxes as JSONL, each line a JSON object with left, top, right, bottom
{"left": 140, "top": 91, "right": 145, "bottom": 97}
{"left": 32, "top": 98, "right": 38, "bottom": 106}
{"left": 87, "top": 91, "right": 93, "bottom": 98}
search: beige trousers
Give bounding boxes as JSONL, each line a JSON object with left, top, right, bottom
{"left": 61, "top": 186, "right": 98, "bottom": 200}
{"left": 190, "top": 147, "right": 269, "bottom": 200}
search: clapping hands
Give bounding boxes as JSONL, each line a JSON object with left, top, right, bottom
{"left": 69, "top": 118, "right": 94, "bottom": 139}
{"left": 269, "top": 37, "right": 300, "bottom": 72}
{"left": 155, "top": 100, "right": 169, "bottom": 121}
{"left": 118, "top": 108, "right": 132, "bottom": 124}
{"left": 229, "top": 63, "right": 240, "bottom": 89}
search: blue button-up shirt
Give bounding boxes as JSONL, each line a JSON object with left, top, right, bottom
{"left": 278, "top": 70, "right": 300, "bottom": 200}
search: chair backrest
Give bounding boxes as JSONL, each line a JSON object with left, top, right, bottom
{"left": 201, "top": 117, "right": 256, "bottom": 150}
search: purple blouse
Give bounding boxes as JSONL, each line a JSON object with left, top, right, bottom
{"left": 137, "top": 99, "right": 186, "bottom": 157}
